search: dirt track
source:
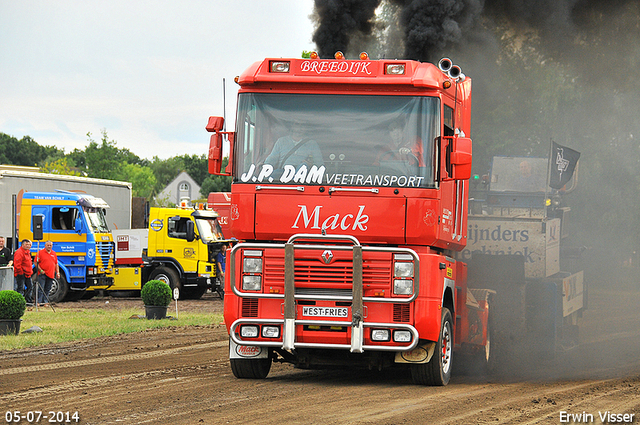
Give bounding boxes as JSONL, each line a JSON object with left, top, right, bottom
{"left": 1, "top": 286, "right": 640, "bottom": 425}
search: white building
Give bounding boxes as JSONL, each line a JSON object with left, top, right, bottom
{"left": 156, "top": 171, "right": 201, "bottom": 205}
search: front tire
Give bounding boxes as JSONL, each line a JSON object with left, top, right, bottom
{"left": 411, "top": 308, "right": 453, "bottom": 386}
{"left": 47, "top": 274, "right": 68, "bottom": 303}
{"left": 230, "top": 357, "right": 272, "bottom": 379}
{"left": 149, "top": 266, "right": 182, "bottom": 296}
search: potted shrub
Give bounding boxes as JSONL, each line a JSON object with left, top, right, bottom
{"left": 141, "top": 280, "right": 172, "bottom": 319}
{"left": 0, "top": 290, "right": 27, "bottom": 335}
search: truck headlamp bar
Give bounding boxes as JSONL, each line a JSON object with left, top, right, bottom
{"left": 229, "top": 240, "right": 420, "bottom": 303}
{"left": 231, "top": 319, "right": 420, "bottom": 352}
{"left": 270, "top": 61, "right": 290, "bottom": 73}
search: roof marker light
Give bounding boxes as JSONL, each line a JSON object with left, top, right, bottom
{"left": 385, "top": 63, "right": 405, "bottom": 75}
{"left": 335, "top": 51, "right": 345, "bottom": 60}
{"left": 270, "top": 61, "right": 290, "bottom": 73}
{"left": 309, "top": 51, "right": 319, "bottom": 59}
{"left": 359, "top": 51, "right": 369, "bottom": 60}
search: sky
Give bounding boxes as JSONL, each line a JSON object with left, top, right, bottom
{"left": 0, "top": 0, "right": 316, "bottom": 160}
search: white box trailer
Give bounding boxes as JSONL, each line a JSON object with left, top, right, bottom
{"left": 0, "top": 168, "right": 132, "bottom": 245}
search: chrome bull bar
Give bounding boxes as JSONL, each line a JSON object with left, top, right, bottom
{"left": 229, "top": 233, "right": 420, "bottom": 354}
{"left": 230, "top": 318, "right": 420, "bottom": 352}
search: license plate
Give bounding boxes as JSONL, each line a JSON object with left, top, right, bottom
{"left": 302, "top": 306, "right": 349, "bottom": 318}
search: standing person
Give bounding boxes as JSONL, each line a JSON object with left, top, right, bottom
{"left": 0, "top": 236, "right": 13, "bottom": 268}
{"left": 36, "top": 240, "right": 60, "bottom": 306}
{"left": 215, "top": 242, "right": 228, "bottom": 298}
{"left": 13, "top": 239, "right": 33, "bottom": 303}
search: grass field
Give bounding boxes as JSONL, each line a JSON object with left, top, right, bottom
{"left": 0, "top": 307, "right": 223, "bottom": 351}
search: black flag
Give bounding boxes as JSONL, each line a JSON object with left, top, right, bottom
{"left": 549, "top": 142, "right": 580, "bottom": 189}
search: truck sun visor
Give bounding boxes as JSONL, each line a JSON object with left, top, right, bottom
{"left": 77, "top": 197, "right": 111, "bottom": 209}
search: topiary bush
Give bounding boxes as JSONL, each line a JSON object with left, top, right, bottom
{"left": 141, "top": 280, "right": 172, "bottom": 307}
{"left": 0, "top": 291, "right": 27, "bottom": 320}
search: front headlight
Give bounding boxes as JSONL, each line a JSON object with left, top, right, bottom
{"left": 394, "top": 279, "right": 413, "bottom": 295}
{"left": 243, "top": 275, "right": 262, "bottom": 291}
{"left": 394, "top": 262, "right": 414, "bottom": 278}
{"left": 243, "top": 257, "right": 263, "bottom": 273}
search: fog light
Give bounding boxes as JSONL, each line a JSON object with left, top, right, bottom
{"left": 240, "top": 325, "right": 259, "bottom": 338}
{"left": 371, "top": 329, "right": 390, "bottom": 342}
{"left": 393, "top": 330, "right": 412, "bottom": 342}
{"left": 394, "top": 279, "right": 413, "bottom": 295}
{"left": 242, "top": 275, "right": 262, "bottom": 291}
{"left": 262, "top": 326, "right": 280, "bottom": 338}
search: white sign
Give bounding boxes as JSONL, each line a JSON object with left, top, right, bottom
{"left": 562, "top": 271, "right": 584, "bottom": 317}
{"left": 460, "top": 218, "right": 561, "bottom": 278}
{"left": 302, "top": 306, "right": 349, "bottom": 318}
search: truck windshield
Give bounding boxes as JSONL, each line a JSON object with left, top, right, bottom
{"left": 235, "top": 93, "right": 440, "bottom": 189}
{"left": 83, "top": 207, "right": 109, "bottom": 233}
{"left": 196, "top": 218, "right": 224, "bottom": 243}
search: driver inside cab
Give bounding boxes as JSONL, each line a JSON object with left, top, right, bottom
{"left": 264, "top": 121, "right": 324, "bottom": 169}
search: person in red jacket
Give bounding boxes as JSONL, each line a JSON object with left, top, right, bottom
{"left": 36, "top": 240, "right": 60, "bottom": 306}
{"left": 13, "top": 239, "right": 33, "bottom": 303}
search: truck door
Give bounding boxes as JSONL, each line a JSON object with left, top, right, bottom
{"left": 166, "top": 215, "right": 198, "bottom": 273}
{"left": 51, "top": 207, "right": 84, "bottom": 237}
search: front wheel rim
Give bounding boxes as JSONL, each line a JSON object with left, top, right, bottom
{"left": 442, "top": 320, "right": 452, "bottom": 375}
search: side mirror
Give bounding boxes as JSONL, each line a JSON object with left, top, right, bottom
{"left": 206, "top": 116, "right": 233, "bottom": 176}
{"left": 186, "top": 220, "right": 195, "bottom": 242}
{"left": 75, "top": 217, "right": 82, "bottom": 234}
{"left": 441, "top": 136, "right": 473, "bottom": 181}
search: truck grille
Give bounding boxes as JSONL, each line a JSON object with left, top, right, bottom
{"left": 96, "top": 241, "right": 114, "bottom": 268}
{"left": 242, "top": 298, "right": 259, "bottom": 317}
{"left": 393, "top": 303, "right": 411, "bottom": 322}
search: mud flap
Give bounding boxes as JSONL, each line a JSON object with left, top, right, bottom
{"left": 394, "top": 341, "right": 436, "bottom": 364}
{"left": 229, "top": 339, "right": 269, "bottom": 359}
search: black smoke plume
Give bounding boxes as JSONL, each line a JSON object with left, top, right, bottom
{"left": 312, "top": 0, "right": 382, "bottom": 58}
{"left": 312, "top": 0, "right": 636, "bottom": 63}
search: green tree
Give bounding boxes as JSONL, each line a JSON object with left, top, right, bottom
{"left": 118, "top": 162, "right": 157, "bottom": 198}
{"left": 69, "top": 129, "right": 141, "bottom": 179}
{"left": 149, "top": 156, "right": 184, "bottom": 194}
{"left": 40, "top": 157, "right": 82, "bottom": 176}
{"left": 178, "top": 154, "right": 209, "bottom": 185}
{"left": 0, "top": 133, "right": 63, "bottom": 166}
{"left": 200, "top": 157, "right": 232, "bottom": 196}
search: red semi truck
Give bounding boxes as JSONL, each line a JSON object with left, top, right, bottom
{"left": 206, "top": 54, "right": 491, "bottom": 385}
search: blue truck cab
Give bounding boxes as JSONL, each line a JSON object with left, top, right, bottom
{"left": 17, "top": 190, "right": 115, "bottom": 302}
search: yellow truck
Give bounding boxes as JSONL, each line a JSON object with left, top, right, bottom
{"left": 92, "top": 206, "right": 227, "bottom": 299}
